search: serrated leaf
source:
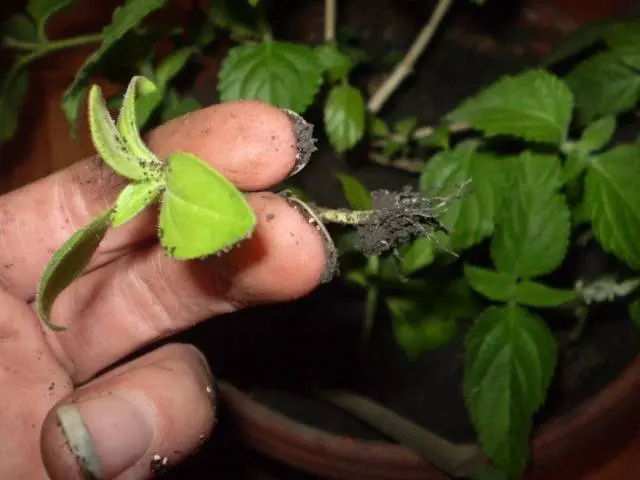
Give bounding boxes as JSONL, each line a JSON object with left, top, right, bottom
{"left": 159, "top": 152, "right": 256, "bottom": 259}
{"left": 324, "top": 83, "right": 366, "bottom": 153}
{"left": 335, "top": 172, "right": 372, "bottom": 210}
{"left": 218, "top": 41, "right": 323, "bottom": 113}
{"left": 399, "top": 237, "right": 434, "bottom": 275}
{"left": 27, "top": 0, "right": 77, "bottom": 37}
{"left": 420, "top": 141, "right": 512, "bottom": 251}
{"left": 447, "top": 69, "right": 573, "bottom": 145}
{"left": 314, "top": 42, "right": 354, "bottom": 82}
{"left": 63, "top": 0, "right": 169, "bottom": 136}
{"left": 464, "top": 304, "right": 557, "bottom": 476}
{"left": 0, "top": 66, "right": 29, "bottom": 144}
{"left": 515, "top": 281, "right": 576, "bottom": 307}
{"left": 36, "top": 208, "right": 113, "bottom": 331}
{"left": 464, "top": 265, "right": 516, "bottom": 302}
{"left": 630, "top": 299, "right": 640, "bottom": 330}
{"left": 112, "top": 181, "right": 163, "bottom": 227}
{"left": 117, "top": 76, "right": 161, "bottom": 167}
{"left": 88, "top": 84, "right": 153, "bottom": 181}
{"left": 2, "top": 14, "right": 38, "bottom": 43}
{"left": 491, "top": 152, "right": 570, "bottom": 279}
{"left": 565, "top": 51, "right": 640, "bottom": 124}
{"left": 584, "top": 145, "right": 640, "bottom": 269}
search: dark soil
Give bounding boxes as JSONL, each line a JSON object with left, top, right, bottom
{"left": 159, "top": 0, "right": 640, "bottom": 478}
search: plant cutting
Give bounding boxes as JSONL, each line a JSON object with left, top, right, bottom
{"left": 5, "top": 0, "right": 640, "bottom": 479}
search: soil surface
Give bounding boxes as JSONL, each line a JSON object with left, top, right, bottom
{"left": 157, "top": 0, "right": 640, "bottom": 477}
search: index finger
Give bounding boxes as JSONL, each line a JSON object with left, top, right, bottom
{"left": 0, "top": 101, "right": 314, "bottom": 300}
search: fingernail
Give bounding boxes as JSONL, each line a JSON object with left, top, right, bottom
{"left": 282, "top": 109, "right": 317, "bottom": 177}
{"left": 56, "top": 393, "right": 155, "bottom": 479}
{"left": 281, "top": 193, "right": 339, "bottom": 283}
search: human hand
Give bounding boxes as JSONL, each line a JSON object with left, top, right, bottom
{"left": 0, "top": 101, "right": 329, "bottom": 479}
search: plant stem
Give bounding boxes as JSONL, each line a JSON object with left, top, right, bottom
{"left": 367, "top": 0, "right": 453, "bottom": 114}
{"left": 4, "top": 33, "right": 103, "bottom": 54}
{"left": 324, "top": 0, "right": 337, "bottom": 42}
{"left": 315, "top": 207, "right": 373, "bottom": 225}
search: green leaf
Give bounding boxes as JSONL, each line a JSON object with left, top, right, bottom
{"left": 561, "top": 150, "right": 590, "bottom": 185}
{"left": 0, "top": 66, "right": 29, "bottom": 144}
{"left": 154, "top": 47, "right": 196, "bottom": 88}
{"left": 543, "top": 19, "right": 619, "bottom": 66}
{"left": 514, "top": 281, "right": 576, "bottom": 307}
{"left": 63, "top": 0, "right": 169, "bottom": 136}
{"left": 87, "top": 84, "right": 154, "bottom": 181}
{"left": 399, "top": 237, "right": 434, "bottom": 275}
{"left": 2, "top": 14, "right": 38, "bottom": 43}
{"left": 420, "top": 141, "right": 512, "bottom": 251}
{"left": 447, "top": 69, "right": 573, "bottom": 145}
{"left": 335, "top": 172, "right": 372, "bottom": 210}
{"left": 314, "top": 42, "right": 354, "bottom": 82}
{"left": 491, "top": 152, "right": 570, "bottom": 279}
{"left": 584, "top": 145, "right": 640, "bottom": 269}
{"left": 368, "top": 116, "right": 389, "bottom": 138}
{"left": 324, "top": 83, "right": 366, "bottom": 153}
{"left": 565, "top": 51, "right": 640, "bottom": 124}
{"left": 218, "top": 41, "right": 323, "bottom": 113}
{"left": 160, "top": 90, "right": 201, "bottom": 124}
{"left": 464, "top": 304, "right": 557, "bottom": 476}
{"left": 630, "top": 299, "right": 640, "bottom": 330}
{"left": 579, "top": 116, "right": 616, "bottom": 153}
{"left": 36, "top": 208, "right": 113, "bottom": 331}
{"left": 112, "top": 181, "right": 163, "bottom": 227}
{"left": 603, "top": 20, "right": 640, "bottom": 70}
{"left": 394, "top": 117, "right": 418, "bottom": 139}
{"left": 387, "top": 296, "right": 458, "bottom": 358}
{"left": 27, "top": 0, "right": 77, "bottom": 38}
{"left": 464, "top": 265, "right": 516, "bottom": 303}
{"left": 159, "top": 152, "right": 257, "bottom": 259}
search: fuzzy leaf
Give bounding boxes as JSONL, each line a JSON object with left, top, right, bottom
{"left": 565, "top": 51, "right": 640, "bottom": 124}
{"left": 159, "top": 152, "right": 256, "bottom": 259}
{"left": 399, "top": 237, "right": 434, "bottom": 275}
{"left": 464, "top": 265, "right": 516, "bottom": 302}
{"left": 63, "top": 0, "right": 168, "bottom": 135}
{"left": 584, "top": 145, "right": 640, "bottom": 269}
{"left": 218, "top": 41, "right": 323, "bottom": 113}
{"left": 491, "top": 152, "right": 570, "bottom": 279}
{"left": 335, "top": 172, "right": 372, "bottom": 210}
{"left": 324, "top": 83, "right": 366, "bottom": 153}
{"left": 315, "top": 42, "right": 354, "bottom": 82}
{"left": 447, "top": 69, "right": 573, "bottom": 145}
{"left": 36, "top": 208, "right": 113, "bottom": 331}
{"left": 0, "top": 66, "right": 29, "bottom": 144}
{"left": 514, "top": 281, "right": 576, "bottom": 307}
{"left": 420, "top": 141, "right": 511, "bottom": 251}
{"left": 112, "top": 181, "right": 163, "bottom": 227}
{"left": 88, "top": 84, "right": 152, "bottom": 181}
{"left": 464, "top": 304, "right": 557, "bottom": 476}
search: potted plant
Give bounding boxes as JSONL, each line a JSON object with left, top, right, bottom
{"left": 3, "top": 0, "right": 640, "bottom": 479}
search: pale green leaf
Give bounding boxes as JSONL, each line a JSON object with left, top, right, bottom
{"left": 63, "top": 0, "right": 169, "bottom": 136}
{"left": 464, "top": 304, "right": 557, "bottom": 476}
{"left": 335, "top": 172, "right": 372, "bottom": 210}
{"left": 579, "top": 116, "right": 616, "bottom": 153}
{"left": 36, "top": 208, "right": 113, "bottom": 331}
{"left": 218, "top": 41, "right": 323, "bottom": 113}
{"left": 584, "top": 145, "right": 640, "bottom": 269}
{"left": 0, "top": 66, "right": 29, "bottom": 144}
{"left": 88, "top": 84, "right": 152, "bottom": 181}
{"left": 399, "top": 237, "right": 434, "bottom": 275}
{"left": 324, "top": 83, "right": 366, "bottom": 153}
{"left": 491, "top": 152, "right": 570, "bottom": 279}
{"left": 515, "top": 281, "right": 576, "bottom": 307}
{"left": 565, "top": 51, "right": 640, "bottom": 124}
{"left": 159, "top": 152, "right": 256, "bottom": 259}
{"left": 314, "top": 42, "right": 354, "bottom": 82}
{"left": 447, "top": 69, "right": 573, "bottom": 145}
{"left": 464, "top": 265, "right": 516, "bottom": 302}
{"left": 420, "top": 141, "right": 512, "bottom": 251}
{"left": 27, "top": 0, "right": 77, "bottom": 38}
{"left": 117, "top": 76, "right": 162, "bottom": 167}
{"left": 112, "top": 181, "right": 163, "bottom": 227}
{"left": 630, "top": 299, "right": 640, "bottom": 330}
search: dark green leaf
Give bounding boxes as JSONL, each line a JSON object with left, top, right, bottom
{"left": 159, "top": 90, "right": 201, "bottom": 124}
{"left": 36, "top": 208, "right": 113, "bottom": 331}
{"left": 324, "top": 83, "right": 366, "bottom": 153}
{"left": 2, "top": 14, "right": 38, "bottom": 43}
{"left": 27, "top": 0, "right": 78, "bottom": 38}
{"left": 491, "top": 152, "right": 570, "bottom": 279}
{"left": 399, "top": 237, "right": 434, "bottom": 275}
{"left": 630, "top": 299, "right": 640, "bottom": 330}
{"left": 584, "top": 145, "right": 640, "bottom": 269}
{"left": 154, "top": 48, "right": 196, "bottom": 88}
{"left": 0, "top": 66, "right": 29, "bottom": 144}
{"left": 218, "top": 41, "right": 323, "bottom": 113}
{"left": 603, "top": 20, "right": 640, "bottom": 70}
{"left": 393, "top": 117, "right": 418, "bottom": 139}
{"left": 447, "top": 69, "right": 573, "bottom": 145}
{"left": 515, "top": 281, "right": 576, "bottom": 307}
{"left": 314, "top": 42, "right": 354, "bottom": 82}
{"left": 464, "top": 265, "right": 516, "bottom": 303}
{"left": 63, "top": 0, "right": 169, "bottom": 136}
{"left": 208, "top": 0, "right": 265, "bottom": 40}
{"left": 543, "top": 19, "right": 619, "bottom": 66}
{"left": 335, "top": 172, "right": 372, "bottom": 210}
{"left": 420, "top": 141, "right": 512, "bottom": 251}
{"left": 565, "top": 51, "right": 640, "bottom": 124}
{"left": 464, "top": 304, "right": 557, "bottom": 476}
{"left": 368, "top": 116, "right": 389, "bottom": 138}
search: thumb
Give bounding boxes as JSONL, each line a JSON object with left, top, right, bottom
{"left": 41, "top": 344, "right": 216, "bottom": 480}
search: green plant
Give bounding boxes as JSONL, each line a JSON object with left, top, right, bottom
{"left": 6, "top": 0, "right": 640, "bottom": 479}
